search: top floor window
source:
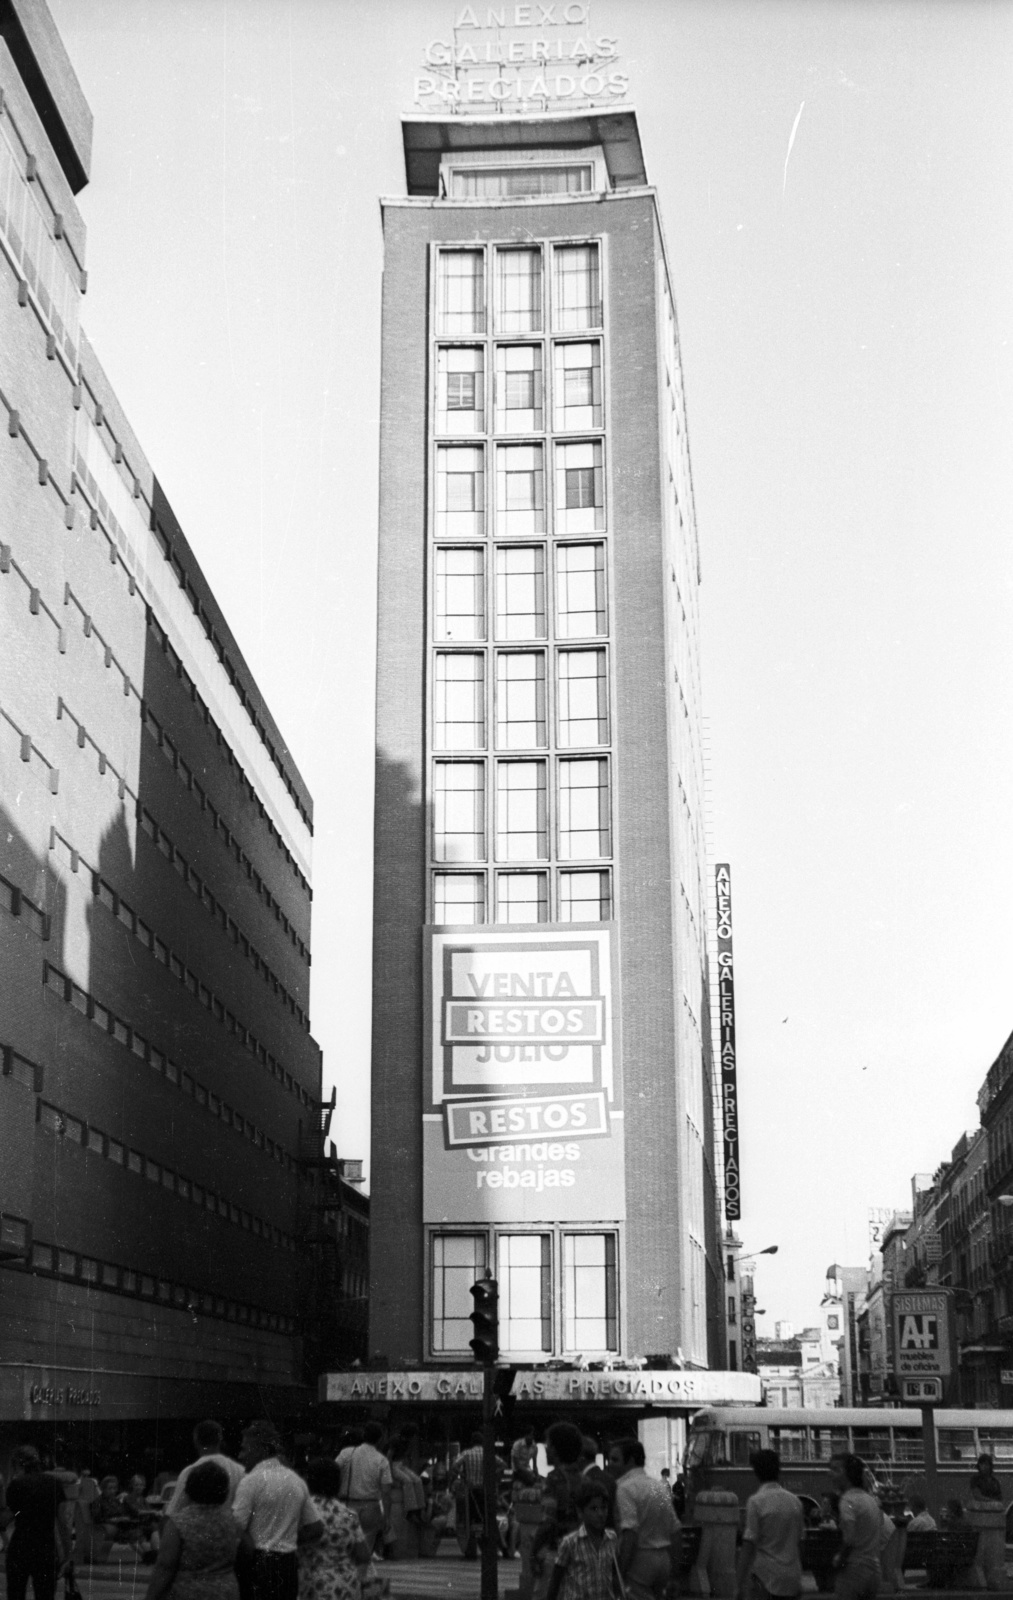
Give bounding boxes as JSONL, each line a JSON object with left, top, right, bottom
{"left": 496, "top": 248, "right": 542, "bottom": 335}
{"left": 554, "top": 243, "right": 601, "bottom": 332}
{"left": 450, "top": 165, "right": 594, "bottom": 199}
{"left": 437, "top": 250, "right": 485, "bottom": 335}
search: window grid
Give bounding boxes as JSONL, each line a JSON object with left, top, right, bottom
{"left": 432, "top": 1233, "right": 487, "bottom": 1352}
{"left": 429, "top": 236, "right": 612, "bottom": 925}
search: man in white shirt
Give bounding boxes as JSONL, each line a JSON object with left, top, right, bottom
{"left": 736, "top": 1449, "right": 805, "bottom": 1600}
{"left": 607, "top": 1438, "right": 681, "bottom": 1600}
{"left": 232, "top": 1422, "right": 322, "bottom": 1600}
{"left": 905, "top": 1496, "right": 936, "bottom": 1533}
{"left": 343, "top": 1422, "right": 392, "bottom": 1559}
{"left": 166, "top": 1421, "right": 245, "bottom": 1517}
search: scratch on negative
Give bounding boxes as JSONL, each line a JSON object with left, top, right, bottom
{"left": 783, "top": 101, "right": 805, "bottom": 196}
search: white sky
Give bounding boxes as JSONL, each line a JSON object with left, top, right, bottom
{"left": 47, "top": 0, "right": 1013, "bottom": 1339}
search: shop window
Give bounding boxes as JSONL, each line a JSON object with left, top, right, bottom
{"left": 499, "top": 1233, "right": 551, "bottom": 1353}
{"left": 563, "top": 1233, "right": 617, "bottom": 1351}
{"left": 432, "top": 1233, "right": 487, "bottom": 1353}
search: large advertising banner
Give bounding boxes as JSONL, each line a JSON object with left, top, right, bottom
{"left": 714, "top": 864, "right": 740, "bottom": 1222}
{"left": 423, "top": 926, "right": 624, "bottom": 1223}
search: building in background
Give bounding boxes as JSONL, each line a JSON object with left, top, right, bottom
{"left": 756, "top": 1321, "right": 839, "bottom": 1409}
{"left": 823, "top": 1264, "right": 869, "bottom": 1406}
{"left": 370, "top": 25, "right": 722, "bottom": 1370}
{"left": 0, "top": 0, "right": 339, "bottom": 1458}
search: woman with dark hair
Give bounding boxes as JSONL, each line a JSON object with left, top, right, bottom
{"left": 144, "top": 1461, "right": 245, "bottom": 1600}
{"left": 298, "top": 1459, "right": 368, "bottom": 1600}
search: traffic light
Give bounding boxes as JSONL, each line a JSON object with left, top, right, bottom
{"left": 469, "top": 1275, "right": 499, "bottom": 1365}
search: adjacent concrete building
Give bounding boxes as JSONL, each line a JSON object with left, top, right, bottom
{"left": 370, "top": 97, "right": 722, "bottom": 1370}
{"left": 0, "top": 0, "right": 326, "bottom": 1457}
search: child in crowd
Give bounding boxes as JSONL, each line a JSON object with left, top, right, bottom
{"left": 546, "top": 1481, "right": 619, "bottom": 1600}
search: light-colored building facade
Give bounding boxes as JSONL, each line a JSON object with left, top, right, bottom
{"left": 370, "top": 86, "right": 722, "bottom": 1369}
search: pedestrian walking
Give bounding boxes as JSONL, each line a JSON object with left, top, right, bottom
{"left": 297, "top": 1460, "right": 368, "bottom": 1600}
{"left": 145, "top": 1461, "right": 244, "bottom": 1600}
{"left": 735, "top": 1450, "right": 804, "bottom": 1600}
{"left": 607, "top": 1438, "right": 681, "bottom": 1600}
{"left": 232, "top": 1422, "right": 323, "bottom": 1600}
{"left": 827, "top": 1455, "right": 881, "bottom": 1600}
{"left": 341, "top": 1424, "right": 391, "bottom": 1562}
{"left": 546, "top": 1480, "right": 620, "bottom": 1600}
{"left": 167, "top": 1423, "right": 246, "bottom": 1517}
{"left": 512, "top": 1432, "right": 538, "bottom": 1477}
{"left": 1, "top": 1446, "right": 71, "bottom": 1600}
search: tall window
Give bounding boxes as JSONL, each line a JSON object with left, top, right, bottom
{"left": 563, "top": 1233, "right": 617, "bottom": 1352}
{"left": 556, "top": 441, "right": 604, "bottom": 533}
{"left": 557, "top": 649, "right": 608, "bottom": 746}
{"left": 435, "top": 548, "right": 485, "bottom": 641}
{"left": 496, "top": 248, "right": 542, "bottom": 334}
{"left": 496, "top": 761, "right": 547, "bottom": 861}
{"left": 437, "top": 446, "right": 485, "bottom": 537}
{"left": 434, "top": 762, "right": 486, "bottom": 862}
{"left": 559, "top": 869, "right": 611, "bottom": 922}
{"left": 496, "top": 653, "right": 546, "bottom": 749}
{"left": 495, "top": 546, "right": 546, "bottom": 640}
{"left": 495, "top": 345, "right": 543, "bottom": 433}
{"left": 437, "top": 250, "right": 485, "bottom": 335}
{"left": 496, "top": 871, "right": 548, "bottom": 924}
{"left": 499, "top": 1234, "right": 552, "bottom": 1352}
{"left": 434, "top": 653, "right": 485, "bottom": 749}
{"left": 554, "top": 341, "right": 602, "bottom": 430}
{"left": 433, "top": 873, "right": 486, "bottom": 925}
{"left": 437, "top": 347, "right": 485, "bottom": 434}
{"left": 556, "top": 544, "right": 606, "bottom": 637}
{"left": 558, "top": 758, "right": 610, "bottom": 859}
{"left": 553, "top": 243, "right": 601, "bottom": 331}
{"left": 496, "top": 445, "right": 545, "bottom": 535}
{"left": 432, "top": 1233, "right": 487, "bottom": 1352}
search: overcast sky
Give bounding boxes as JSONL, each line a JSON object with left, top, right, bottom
{"left": 48, "top": 0, "right": 1013, "bottom": 1337}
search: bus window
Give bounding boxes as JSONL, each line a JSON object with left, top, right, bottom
{"left": 938, "top": 1429, "right": 977, "bottom": 1463}
{"left": 852, "top": 1429, "right": 891, "bottom": 1467}
{"left": 893, "top": 1429, "right": 924, "bottom": 1465}
{"left": 811, "top": 1428, "right": 850, "bottom": 1461}
{"left": 978, "top": 1429, "right": 1013, "bottom": 1463}
{"left": 728, "top": 1431, "right": 761, "bottom": 1468}
{"left": 769, "top": 1428, "right": 809, "bottom": 1463}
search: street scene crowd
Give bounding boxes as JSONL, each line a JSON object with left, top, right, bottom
{"left": 3, "top": 1418, "right": 1008, "bottom": 1600}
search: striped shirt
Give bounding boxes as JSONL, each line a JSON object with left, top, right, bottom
{"left": 555, "top": 1525, "right": 620, "bottom": 1600}
{"left": 454, "top": 1446, "right": 485, "bottom": 1489}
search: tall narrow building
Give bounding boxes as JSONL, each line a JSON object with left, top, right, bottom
{"left": 371, "top": 55, "right": 723, "bottom": 1369}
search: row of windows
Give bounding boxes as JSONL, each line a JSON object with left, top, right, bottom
{"left": 431, "top": 1230, "right": 618, "bottom": 1356}
{"left": 436, "top": 244, "right": 601, "bottom": 336}
{"left": 38, "top": 1099, "right": 296, "bottom": 1251}
{"left": 447, "top": 163, "right": 595, "bottom": 200}
{"left": 433, "top": 867, "right": 610, "bottom": 926}
{"left": 0, "top": 870, "right": 50, "bottom": 940}
{"left": 0, "top": 121, "right": 80, "bottom": 365}
{"left": 434, "top": 648, "right": 608, "bottom": 750}
{"left": 138, "top": 661, "right": 311, "bottom": 957}
{"left": 434, "top": 757, "right": 610, "bottom": 863}
{"left": 435, "top": 341, "right": 603, "bottom": 435}
{"left": 435, "top": 439, "right": 604, "bottom": 538}
{"left": 20, "top": 1237, "right": 296, "bottom": 1334}
{"left": 39, "top": 969, "right": 303, "bottom": 1165}
{"left": 436, "top": 543, "right": 605, "bottom": 643}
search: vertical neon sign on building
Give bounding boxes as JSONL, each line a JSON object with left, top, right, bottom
{"left": 715, "top": 864, "right": 740, "bottom": 1221}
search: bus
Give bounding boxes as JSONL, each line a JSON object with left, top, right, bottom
{"left": 685, "top": 1406, "right": 1013, "bottom": 1523}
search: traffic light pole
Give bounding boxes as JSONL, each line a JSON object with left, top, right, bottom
{"left": 482, "top": 1363, "right": 498, "bottom": 1600}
